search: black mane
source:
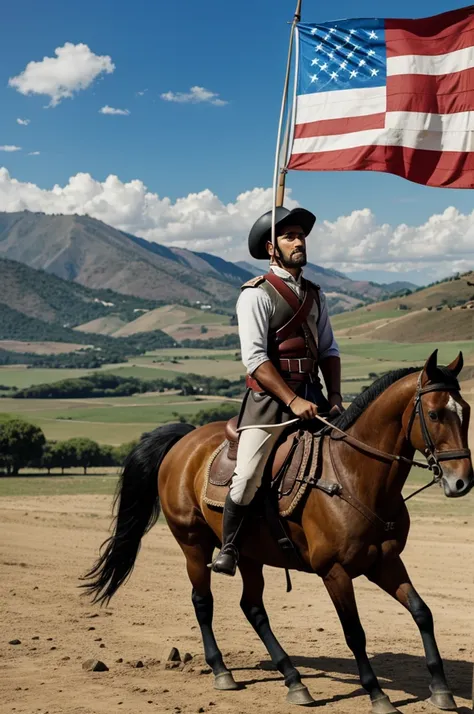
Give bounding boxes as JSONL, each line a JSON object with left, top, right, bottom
{"left": 331, "top": 364, "right": 459, "bottom": 431}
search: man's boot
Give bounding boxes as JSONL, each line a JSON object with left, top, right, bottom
{"left": 210, "top": 493, "right": 248, "bottom": 576}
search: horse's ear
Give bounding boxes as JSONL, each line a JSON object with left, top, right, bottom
{"left": 422, "top": 349, "right": 438, "bottom": 384}
{"left": 446, "top": 351, "right": 463, "bottom": 377}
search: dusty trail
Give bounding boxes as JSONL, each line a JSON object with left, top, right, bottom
{"left": 1, "top": 494, "right": 472, "bottom": 714}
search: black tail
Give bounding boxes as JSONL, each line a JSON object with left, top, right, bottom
{"left": 81, "top": 422, "right": 194, "bottom": 605}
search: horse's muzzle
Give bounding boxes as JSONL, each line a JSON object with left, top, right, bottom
{"left": 441, "top": 468, "right": 474, "bottom": 498}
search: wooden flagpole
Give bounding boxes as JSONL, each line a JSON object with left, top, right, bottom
{"left": 271, "top": 0, "right": 303, "bottom": 249}
{"left": 275, "top": 0, "right": 302, "bottom": 209}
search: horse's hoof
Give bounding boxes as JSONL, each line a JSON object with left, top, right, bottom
{"left": 214, "top": 671, "right": 239, "bottom": 691}
{"left": 427, "top": 691, "right": 457, "bottom": 711}
{"left": 286, "top": 683, "right": 315, "bottom": 706}
{"left": 371, "top": 694, "right": 401, "bottom": 714}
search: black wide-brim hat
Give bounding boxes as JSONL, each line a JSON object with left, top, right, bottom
{"left": 248, "top": 207, "right": 316, "bottom": 260}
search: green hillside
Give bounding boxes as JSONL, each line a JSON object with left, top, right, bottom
{"left": 332, "top": 271, "right": 474, "bottom": 342}
{"left": 0, "top": 256, "right": 164, "bottom": 327}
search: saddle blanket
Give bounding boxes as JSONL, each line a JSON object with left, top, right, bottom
{"left": 202, "top": 430, "right": 323, "bottom": 518}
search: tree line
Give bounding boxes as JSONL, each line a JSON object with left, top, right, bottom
{"left": 0, "top": 417, "right": 136, "bottom": 476}
{"left": 0, "top": 404, "right": 240, "bottom": 476}
{"left": 9, "top": 372, "right": 246, "bottom": 400}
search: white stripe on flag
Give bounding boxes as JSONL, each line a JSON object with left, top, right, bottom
{"left": 292, "top": 125, "right": 474, "bottom": 154}
{"left": 386, "top": 110, "right": 474, "bottom": 131}
{"left": 387, "top": 45, "right": 474, "bottom": 77}
{"left": 294, "top": 86, "right": 386, "bottom": 123}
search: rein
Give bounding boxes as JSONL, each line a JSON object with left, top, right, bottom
{"left": 313, "top": 374, "right": 471, "bottom": 515}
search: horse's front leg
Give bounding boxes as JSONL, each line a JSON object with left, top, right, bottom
{"left": 368, "top": 554, "right": 456, "bottom": 711}
{"left": 324, "top": 563, "right": 401, "bottom": 714}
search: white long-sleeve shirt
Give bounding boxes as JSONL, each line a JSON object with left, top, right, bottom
{"left": 236, "top": 265, "right": 339, "bottom": 376}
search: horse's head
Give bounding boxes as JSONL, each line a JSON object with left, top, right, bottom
{"left": 403, "top": 350, "right": 473, "bottom": 498}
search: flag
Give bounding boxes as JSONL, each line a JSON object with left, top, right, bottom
{"left": 288, "top": 6, "right": 474, "bottom": 188}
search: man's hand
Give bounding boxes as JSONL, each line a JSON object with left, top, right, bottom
{"left": 289, "top": 396, "right": 319, "bottom": 420}
{"left": 328, "top": 392, "right": 345, "bottom": 417}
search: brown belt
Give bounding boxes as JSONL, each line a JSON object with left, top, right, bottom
{"left": 246, "top": 357, "right": 318, "bottom": 393}
{"left": 279, "top": 357, "right": 316, "bottom": 374}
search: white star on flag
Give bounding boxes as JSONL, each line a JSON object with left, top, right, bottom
{"left": 311, "top": 58, "right": 319, "bottom": 65}
{"left": 310, "top": 74, "right": 318, "bottom": 83}
{"left": 368, "top": 31, "right": 378, "bottom": 39}
{"left": 349, "top": 70, "right": 358, "bottom": 78}
{"left": 330, "top": 71, "right": 338, "bottom": 79}
{"left": 349, "top": 29, "right": 356, "bottom": 34}
{"left": 368, "top": 49, "right": 376, "bottom": 56}
{"left": 371, "top": 68, "right": 379, "bottom": 76}
{"left": 310, "top": 28, "right": 318, "bottom": 35}
{"left": 359, "top": 59, "right": 366, "bottom": 66}
{"left": 320, "top": 62, "right": 328, "bottom": 71}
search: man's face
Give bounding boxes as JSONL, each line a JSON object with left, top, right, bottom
{"left": 267, "top": 224, "right": 307, "bottom": 268}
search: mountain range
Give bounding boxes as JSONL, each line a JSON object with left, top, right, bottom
{"left": 236, "top": 261, "right": 416, "bottom": 300}
{"left": 0, "top": 210, "right": 414, "bottom": 308}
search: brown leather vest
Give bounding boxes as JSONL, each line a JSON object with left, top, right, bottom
{"left": 241, "top": 272, "right": 321, "bottom": 391}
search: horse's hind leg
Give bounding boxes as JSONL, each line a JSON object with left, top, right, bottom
{"left": 324, "top": 563, "right": 401, "bottom": 714}
{"left": 368, "top": 555, "right": 456, "bottom": 711}
{"left": 239, "top": 557, "right": 314, "bottom": 706}
{"left": 180, "top": 537, "right": 238, "bottom": 691}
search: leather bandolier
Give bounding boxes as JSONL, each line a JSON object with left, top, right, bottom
{"left": 242, "top": 272, "right": 322, "bottom": 393}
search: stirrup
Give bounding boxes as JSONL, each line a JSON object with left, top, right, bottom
{"left": 209, "top": 543, "right": 239, "bottom": 576}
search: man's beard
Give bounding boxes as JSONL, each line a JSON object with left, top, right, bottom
{"left": 279, "top": 249, "right": 307, "bottom": 268}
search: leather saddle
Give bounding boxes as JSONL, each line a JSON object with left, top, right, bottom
{"left": 213, "top": 416, "right": 298, "bottom": 480}
{"left": 204, "top": 416, "right": 323, "bottom": 518}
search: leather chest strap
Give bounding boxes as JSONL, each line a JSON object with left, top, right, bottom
{"left": 264, "top": 272, "right": 313, "bottom": 343}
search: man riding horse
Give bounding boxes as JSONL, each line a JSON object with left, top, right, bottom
{"left": 211, "top": 206, "right": 344, "bottom": 577}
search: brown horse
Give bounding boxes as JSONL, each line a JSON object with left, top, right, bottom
{"left": 83, "top": 350, "right": 472, "bottom": 713}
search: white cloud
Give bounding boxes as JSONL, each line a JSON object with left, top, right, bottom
{"left": 0, "top": 146, "right": 21, "bottom": 152}
{"left": 136, "top": 89, "right": 148, "bottom": 96}
{"left": 16, "top": 118, "right": 30, "bottom": 126}
{"left": 99, "top": 105, "right": 130, "bottom": 116}
{"left": 161, "top": 85, "right": 228, "bottom": 106}
{"left": 312, "top": 207, "right": 474, "bottom": 279}
{"left": 28, "top": 151, "right": 40, "bottom": 156}
{"left": 0, "top": 167, "right": 471, "bottom": 281}
{"left": 8, "top": 43, "right": 115, "bottom": 107}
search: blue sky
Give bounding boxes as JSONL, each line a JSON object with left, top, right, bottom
{"left": 0, "top": 0, "right": 473, "bottom": 285}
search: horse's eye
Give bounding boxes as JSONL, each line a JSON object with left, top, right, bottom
{"left": 428, "top": 411, "right": 438, "bottom": 422}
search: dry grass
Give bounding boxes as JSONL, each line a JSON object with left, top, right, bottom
{"left": 0, "top": 340, "right": 90, "bottom": 354}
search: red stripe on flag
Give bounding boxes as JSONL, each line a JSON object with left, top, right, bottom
{"left": 385, "top": 7, "right": 474, "bottom": 58}
{"left": 386, "top": 24, "right": 474, "bottom": 57}
{"left": 294, "top": 113, "right": 386, "bottom": 138}
{"left": 387, "top": 68, "right": 474, "bottom": 114}
{"left": 288, "top": 144, "right": 474, "bottom": 189}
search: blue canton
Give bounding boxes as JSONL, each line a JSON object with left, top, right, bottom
{"left": 297, "top": 18, "right": 387, "bottom": 95}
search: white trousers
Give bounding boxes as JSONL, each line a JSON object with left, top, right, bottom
{"left": 229, "top": 424, "right": 289, "bottom": 506}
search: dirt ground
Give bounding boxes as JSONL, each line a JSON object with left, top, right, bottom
{"left": 1, "top": 495, "right": 472, "bottom": 714}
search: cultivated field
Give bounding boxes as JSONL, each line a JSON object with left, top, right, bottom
{"left": 0, "top": 468, "right": 472, "bottom": 714}
{"left": 1, "top": 342, "right": 472, "bottom": 443}
{"left": 0, "top": 393, "right": 236, "bottom": 444}
{"left": 76, "top": 304, "right": 237, "bottom": 342}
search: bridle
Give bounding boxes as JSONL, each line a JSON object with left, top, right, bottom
{"left": 312, "top": 371, "right": 472, "bottom": 522}
{"left": 404, "top": 372, "right": 471, "bottom": 481}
